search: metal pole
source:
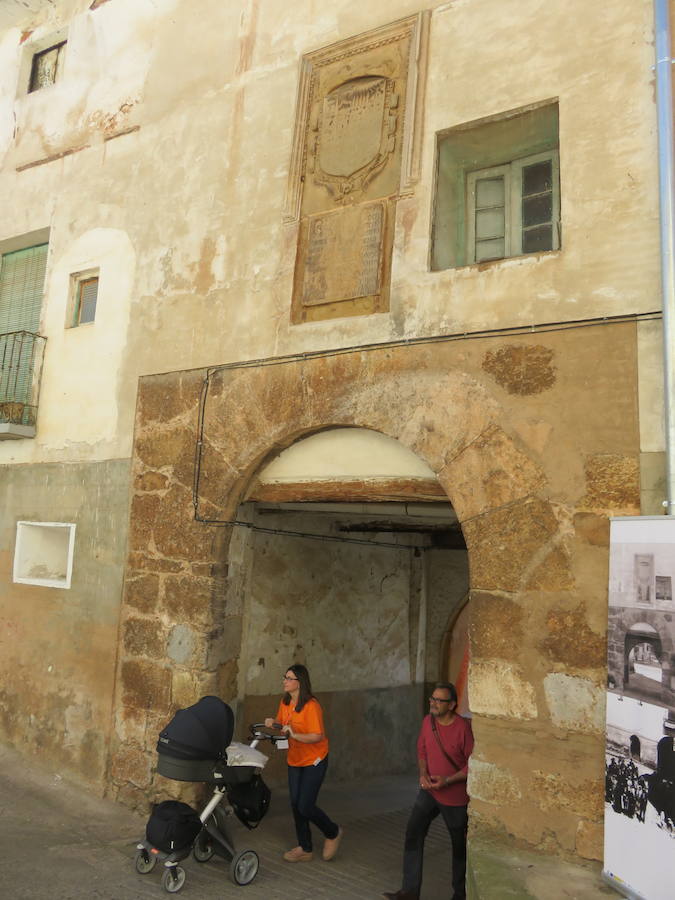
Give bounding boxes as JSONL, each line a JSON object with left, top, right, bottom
{"left": 655, "top": 0, "right": 675, "bottom": 514}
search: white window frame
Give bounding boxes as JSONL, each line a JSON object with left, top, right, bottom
{"left": 17, "top": 26, "right": 68, "bottom": 97}
{"left": 466, "top": 150, "right": 560, "bottom": 264}
{"left": 466, "top": 164, "right": 512, "bottom": 263}
{"left": 66, "top": 268, "right": 100, "bottom": 328}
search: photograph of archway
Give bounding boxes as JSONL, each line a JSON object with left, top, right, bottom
{"left": 604, "top": 517, "right": 675, "bottom": 900}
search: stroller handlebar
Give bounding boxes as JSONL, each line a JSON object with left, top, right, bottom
{"left": 249, "top": 723, "right": 287, "bottom": 746}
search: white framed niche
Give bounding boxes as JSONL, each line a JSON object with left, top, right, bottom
{"left": 13, "top": 521, "right": 76, "bottom": 589}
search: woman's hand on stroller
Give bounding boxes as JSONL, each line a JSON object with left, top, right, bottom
{"left": 263, "top": 718, "right": 281, "bottom": 729}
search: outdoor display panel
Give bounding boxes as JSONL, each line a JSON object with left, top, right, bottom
{"left": 603, "top": 517, "right": 675, "bottom": 900}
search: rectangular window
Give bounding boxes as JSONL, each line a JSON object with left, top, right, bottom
{"left": 74, "top": 276, "right": 99, "bottom": 325}
{"left": 466, "top": 151, "right": 560, "bottom": 263}
{"left": 28, "top": 41, "right": 66, "bottom": 93}
{"left": 0, "top": 244, "right": 48, "bottom": 334}
{"left": 431, "top": 102, "right": 560, "bottom": 270}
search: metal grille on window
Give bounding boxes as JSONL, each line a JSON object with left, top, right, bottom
{"left": 29, "top": 42, "right": 66, "bottom": 93}
{"left": 474, "top": 177, "right": 506, "bottom": 262}
{"left": 521, "top": 160, "right": 554, "bottom": 253}
{"left": 76, "top": 278, "right": 98, "bottom": 325}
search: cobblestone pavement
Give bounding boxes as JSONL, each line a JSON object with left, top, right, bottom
{"left": 0, "top": 744, "right": 450, "bottom": 899}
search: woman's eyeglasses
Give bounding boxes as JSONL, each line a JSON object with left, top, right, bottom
{"left": 283, "top": 675, "right": 299, "bottom": 681}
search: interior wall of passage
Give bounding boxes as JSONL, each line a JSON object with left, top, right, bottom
{"left": 236, "top": 505, "right": 468, "bottom": 783}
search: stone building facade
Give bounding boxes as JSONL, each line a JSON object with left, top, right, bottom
{"left": 0, "top": 0, "right": 670, "bottom": 878}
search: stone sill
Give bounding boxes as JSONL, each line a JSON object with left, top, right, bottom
{"left": 0, "top": 423, "right": 35, "bottom": 440}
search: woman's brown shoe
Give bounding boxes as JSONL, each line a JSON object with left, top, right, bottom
{"left": 283, "top": 846, "right": 313, "bottom": 862}
{"left": 322, "top": 826, "right": 343, "bottom": 861}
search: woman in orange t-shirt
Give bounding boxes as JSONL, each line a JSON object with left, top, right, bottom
{"left": 264, "top": 664, "right": 342, "bottom": 863}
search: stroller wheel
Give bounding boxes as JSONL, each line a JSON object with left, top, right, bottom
{"left": 161, "top": 866, "right": 186, "bottom": 893}
{"left": 230, "top": 849, "right": 259, "bottom": 885}
{"left": 135, "top": 848, "right": 157, "bottom": 874}
{"left": 193, "top": 835, "right": 215, "bottom": 862}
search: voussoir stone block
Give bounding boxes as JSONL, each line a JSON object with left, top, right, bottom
{"left": 440, "top": 423, "right": 546, "bottom": 521}
{"left": 462, "top": 498, "right": 570, "bottom": 592}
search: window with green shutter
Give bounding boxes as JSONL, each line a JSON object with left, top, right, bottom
{"left": 0, "top": 244, "right": 48, "bottom": 419}
{"left": 0, "top": 244, "right": 48, "bottom": 334}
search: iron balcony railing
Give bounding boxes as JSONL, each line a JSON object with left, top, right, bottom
{"left": 0, "top": 330, "right": 47, "bottom": 427}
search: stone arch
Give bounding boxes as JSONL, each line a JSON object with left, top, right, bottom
{"left": 113, "top": 329, "right": 640, "bottom": 860}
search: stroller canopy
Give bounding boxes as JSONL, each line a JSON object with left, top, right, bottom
{"left": 157, "top": 696, "right": 234, "bottom": 761}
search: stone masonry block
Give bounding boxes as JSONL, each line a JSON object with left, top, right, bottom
{"left": 469, "top": 759, "right": 523, "bottom": 806}
{"left": 469, "top": 659, "right": 538, "bottom": 720}
{"left": 121, "top": 659, "right": 171, "bottom": 710}
{"left": 123, "top": 617, "right": 165, "bottom": 658}
{"left": 543, "top": 673, "right": 605, "bottom": 734}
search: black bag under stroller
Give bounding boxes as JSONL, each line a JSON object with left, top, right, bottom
{"left": 134, "top": 696, "right": 272, "bottom": 894}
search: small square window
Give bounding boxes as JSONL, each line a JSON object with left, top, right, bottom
{"left": 28, "top": 41, "right": 66, "bottom": 93}
{"left": 67, "top": 271, "right": 99, "bottom": 327}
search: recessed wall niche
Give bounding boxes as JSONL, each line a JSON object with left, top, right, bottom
{"left": 13, "top": 521, "right": 76, "bottom": 589}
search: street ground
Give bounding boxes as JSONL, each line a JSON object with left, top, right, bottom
{"left": 0, "top": 743, "right": 449, "bottom": 899}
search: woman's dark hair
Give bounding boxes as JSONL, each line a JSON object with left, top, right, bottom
{"left": 282, "top": 663, "right": 314, "bottom": 712}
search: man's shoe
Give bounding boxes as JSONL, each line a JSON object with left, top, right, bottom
{"left": 322, "top": 826, "right": 343, "bottom": 861}
{"left": 283, "top": 846, "right": 313, "bottom": 862}
{"left": 382, "top": 892, "right": 418, "bottom": 900}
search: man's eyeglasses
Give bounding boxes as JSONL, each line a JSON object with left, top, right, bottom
{"left": 429, "top": 696, "right": 452, "bottom": 704}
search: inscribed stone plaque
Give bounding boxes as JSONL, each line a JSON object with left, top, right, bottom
{"left": 300, "top": 202, "right": 384, "bottom": 306}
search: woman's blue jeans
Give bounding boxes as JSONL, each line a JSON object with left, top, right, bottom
{"left": 287, "top": 756, "right": 339, "bottom": 852}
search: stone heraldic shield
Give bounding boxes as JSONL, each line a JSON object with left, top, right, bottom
{"left": 312, "top": 75, "right": 398, "bottom": 196}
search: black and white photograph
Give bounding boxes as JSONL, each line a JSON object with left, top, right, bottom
{"left": 604, "top": 518, "right": 675, "bottom": 900}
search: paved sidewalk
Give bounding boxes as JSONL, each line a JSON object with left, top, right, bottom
{"left": 0, "top": 744, "right": 450, "bottom": 899}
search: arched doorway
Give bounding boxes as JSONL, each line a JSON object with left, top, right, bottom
{"left": 231, "top": 428, "right": 468, "bottom": 783}
{"left": 624, "top": 623, "right": 663, "bottom": 701}
{"left": 630, "top": 734, "right": 641, "bottom": 760}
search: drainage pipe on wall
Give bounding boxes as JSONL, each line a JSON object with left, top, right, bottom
{"left": 655, "top": 0, "right": 675, "bottom": 514}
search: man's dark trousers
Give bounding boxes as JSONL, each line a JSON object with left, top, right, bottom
{"left": 402, "top": 789, "right": 468, "bottom": 899}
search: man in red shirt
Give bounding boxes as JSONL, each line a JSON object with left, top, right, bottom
{"left": 383, "top": 682, "right": 473, "bottom": 900}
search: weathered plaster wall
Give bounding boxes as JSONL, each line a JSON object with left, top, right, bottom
{"left": 238, "top": 508, "right": 418, "bottom": 782}
{"left": 112, "top": 322, "right": 640, "bottom": 863}
{"left": 0, "top": 0, "right": 663, "bottom": 470}
{"left": 0, "top": 458, "right": 130, "bottom": 783}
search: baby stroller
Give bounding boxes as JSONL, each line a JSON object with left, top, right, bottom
{"left": 134, "top": 696, "right": 284, "bottom": 894}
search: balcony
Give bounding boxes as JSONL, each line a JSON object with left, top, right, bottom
{"left": 0, "top": 331, "right": 46, "bottom": 439}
